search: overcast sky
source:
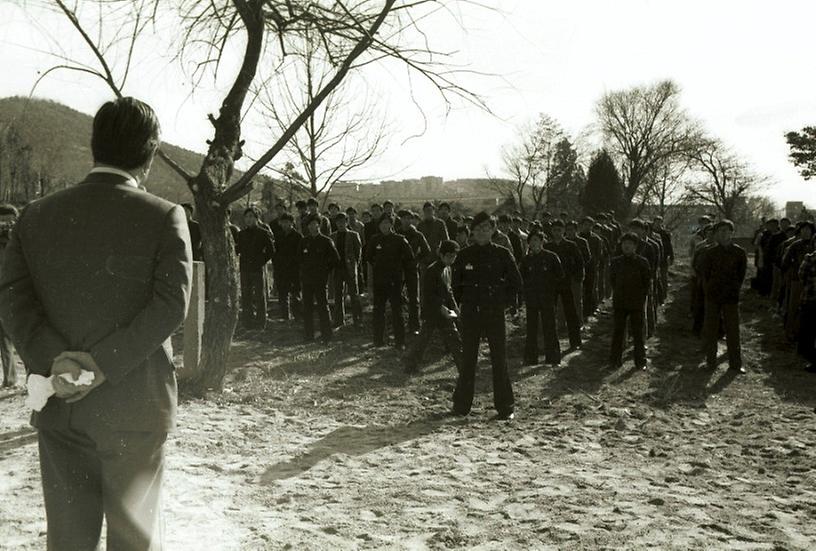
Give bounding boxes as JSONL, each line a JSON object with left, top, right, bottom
{"left": 2, "top": 0, "right": 815, "bottom": 208}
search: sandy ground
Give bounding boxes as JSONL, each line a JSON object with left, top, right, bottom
{"left": 1, "top": 265, "right": 815, "bottom": 550}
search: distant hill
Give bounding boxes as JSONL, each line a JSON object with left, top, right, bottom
{"left": 0, "top": 96, "right": 206, "bottom": 203}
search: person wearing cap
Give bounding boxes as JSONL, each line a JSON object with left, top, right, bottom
{"left": 579, "top": 216, "right": 606, "bottom": 318}
{"left": 699, "top": 219, "right": 747, "bottom": 373}
{"left": 543, "top": 219, "right": 583, "bottom": 350}
{"left": 417, "top": 201, "right": 450, "bottom": 262}
{"left": 403, "top": 239, "right": 463, "bottom": 374}
{"left": 623, "top": 219, "right": 659, "bottom": 338}
{"left": 782, "top": 222, "right": 815, "bottom": 339}
{"left": 609, "top": 232, "right": 652, "bottom": 369}
{"left": 398, "top": 209, "right": 431, "bottom": 333}
{"left": 305, "top": 197, "right": 331, "bottom": 235}
{"left": 331, "top": 212, "right": 363, "bottom": 328}
{"left": 565, "top": 220, "right": 590, "bottom": 324}
{"left": 520, "top": 230, "right": 564, "bottom": 367}
{"left": 365, "top": 213, "right": 415, "bottom": 347}
{"left": 652, "top": 216, "right": 674, "bottom": 302}
{"left": 272, "top": 213, "right": 302, "bottom": 320}
{"left": 298, "top": 215, "right": 341, "bottom": 343}
{"left": 437, "top": 202, "right": 459, "bottom": 242}
{"left": 451, "top": 212, "right": 522, "bottom": 420}
{"left": 237, "top": 206, "right": 276, "bottom": 330}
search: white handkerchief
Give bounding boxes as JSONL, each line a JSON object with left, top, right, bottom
{"left": 25, "top": 371, "right": 95, "bottom": 412}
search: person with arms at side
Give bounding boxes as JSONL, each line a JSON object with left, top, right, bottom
{"left": 609, "top": 232, "right": 652, "bottom": 370}
{"left": 403, "top": 240, "right": 463, "bottom": 375}
{"left": 299, "top": 215, "right": 341, "bottom": 343}
{"left": 305, "top": 197, "right": 331, "bottom": 236}
{"left": 438, "top": 202, "right": 459, "bottom": 242}
{"left": 237, "top": 206, "right": 276, "bottom": 330}
{"left": 451, "top": 212, "right": 522, "bottom": 420}
{"left": 543, "top": 219, "right": 583, "bottom": 351}
{"left": 652, "top": 216, "right": 674, "bottom": 302}
{"left": 398, "top": 209, "right": 431, "bottom": 334}
{"left": 797, "top": 246, "right": 816, "bottom": 374}
{"left": 331, "top": 212, "right": 364, "bottom": 328}
{"left": 520, "top": 230, "right": 564, "bottom": 367}
{"left": 272, "top": 213, "right": 302, "bottom": 320}
{"left": 565, "top": 220, "right": 590, "bottom": 324}
{"left": 0, "top": 97, "right": 192, "bottom": 550}
{"left": 699, "top": 220, "right": 747, "bottom": 373}
{"left": 417, "top": 201, "right": 449, "bottom": 263}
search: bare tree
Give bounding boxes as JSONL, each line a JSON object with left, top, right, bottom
{"left": 684, "top": 138, "right": 767, "bottom": 220}
{"left": 596, "top": 79, "right": 698, "bottom": 215}
{"left": 255, "top": 31, "right": 388, "bottom": 205}
{"left": 36, "top": 0, "right": 490, "bottom": 395}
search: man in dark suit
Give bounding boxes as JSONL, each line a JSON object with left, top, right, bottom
{"left": 0, "top": 97, "right": 192, "bottom": 550}
{"left": 331, "top": 212, "right": 363, "bottom": 328}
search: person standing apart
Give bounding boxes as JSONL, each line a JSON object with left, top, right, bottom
{"left": 608, "top": 233, "right": 652, "bottom": 370}
{"left": 299, "top": 215, "right": 341, "bottom": 343}
{"left": 699, "top": 220, "right": 747, "bottom": 373}
{"left": 0, "top": 97, "right": 192, "bottom": 550}
{"left": 452, "top": 212, "right": 522, "bottom": 420}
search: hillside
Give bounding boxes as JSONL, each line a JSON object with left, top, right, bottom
{"left": 0, "top": 96, "right": 206, "bottom": 202}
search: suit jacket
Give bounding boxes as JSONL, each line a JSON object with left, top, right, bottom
{"left": 0, "top": 172, "right": 192, "bottom": 432}
{"left": 331, "top": 229, "right": 362, "bottom": 280}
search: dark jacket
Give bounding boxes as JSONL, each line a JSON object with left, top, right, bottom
{"left": 655, "top": 227, "right": 674, "bottom": 265}
{"left": 237, "top": 225, "right": 275, "bottom": 272}
{"left": 298, "top": 233, "right": 340, "bottom": 283}
{"left": 580, "top": 231, "right": 606, "bottom": 269}
{"left": 452, "top": 242, "right": 522, "bottom": 313}
{"left": 366, "top": 231, "right": 415, "bottom": 285}
{"left": 441, "top": 216, "right": 459, "bottom": 243}
{"left": 400, "top": 225, "right": 432, "bottom": 267}
{"left": 421, "top": 261, "right": 457, "bottom": 324}
{"left": 609, "top": 254, "right": 651, "bottom": 310}
{"left": 508, "top": 230, "right": 525, "bottom": 262}
{"left": 519, "top": 250, "right": 563, "bottom": 304}
{"left": 188, "top": 219, "right": 203, "bottom": 261}
{"left": 0, "top": 172, "right": 192, "bottom": 431}
{"left": 699, "top": 243, "right": 747, "bottom": 304}
{"left": 543, "top": 238, "right": 584, "bottom": 285}
{"left": 567, "top": 234, "right": 592, "bottom": 268}
{"left": 417, "top": 218, "right": 449, "bottom": 259}
{"left": 273, "top": 229, "right": 303, "bottom": 275}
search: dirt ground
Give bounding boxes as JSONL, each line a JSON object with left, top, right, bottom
{"left": 1, "top": 265, "right": 815, "bottom": 550}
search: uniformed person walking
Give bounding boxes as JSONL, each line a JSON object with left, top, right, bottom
{"left": 520, "top": 230, "right": 564, "bottom": 367}
{"left": 298, "top": 215, "right": 341, "bottom": 343}
{"left": 451, "top": 212, "right": 522, "bottom": 420}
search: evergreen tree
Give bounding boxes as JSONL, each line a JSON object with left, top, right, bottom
{"left": 580, "top": 149, "right": 624, "bottom": 215}
{"left": 547, "top": 137, "right": 585, "bottom": 213}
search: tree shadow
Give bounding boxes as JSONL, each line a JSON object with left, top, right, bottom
{"left": 259, "top": 413, "right": 456, "bottom": 483}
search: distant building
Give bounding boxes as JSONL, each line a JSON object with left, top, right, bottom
{"left": 785, "top": 201, "right": 811, "bottom": 221}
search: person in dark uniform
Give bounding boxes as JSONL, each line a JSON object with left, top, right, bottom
{"left": 438, "top": 202, "right": 459, "bottom": 243}
{"left": 520, "top": 230, "right": 564, "bottom": 367}
{"left": 272, "top": 213, "right": 302, "bottom": 320}
{"left": 451, "top": 212, "right": 522, "bottom": 420}
{"left": 403, "top": 240, "right": 463, "bottom": 374}
{"left": 305, "top": 197, "right": 332, "bottom": 235}
{"left": 565, "top": 220, "right": 591, "bottom": 323}
{"left": 417, "top": 202, "right": 450, "bottom": 263}
{"left": 298, "top": 215, "right": 341, "bottom": 343}
{"left": 181, "top": 202, "right": 203, "bottom": 261}
{"left": 699, "top": 220, "right": 747, "bottom": 373}
{"left": 237, "top": 206, "right": 276, "bottom": 330}
{"left": 609, "top": 232, "right": 652, "bottom": 369}
{"left": 623, "top": 220, "right": 659, "bottom": 338}
{"left": 366, "top": 213, "right": 415, "bottom": 348}
{"left": 294, "top": 200, "right": 308, "bottom": 234}
{"left": 398, "top": 209, "right": 431, "bottom": 333}
{"left": 331, "top": 212, "right": 363, "bottom": 328}
{"left": 652, "top": 216, "right": 674, "bottom": 303}
{"left": 0, "top": 204, "right": 19, "bottom": 387}
{"left": 579, "top": 216, "right": 605, "bottom": 318}
{"left": 543, "top": 220, "right": 583, "bottom": 350}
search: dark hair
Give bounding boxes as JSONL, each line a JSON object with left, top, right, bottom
{"left": 0, "top": 204, "right": 19, "bottom": 217}
{"left": 180, "top": 202, "right": 194, "bottom": 214}
{"left": 766, "top": 218, "right": 779, "bottom": 225}
{"left": 378, "top": 213, "right": 395, "bottom": 225}
{"left": 306, "top": 198, "right": 319, "bottom": 206}
{"left": 565, "top": 220, "right": 577, "bottom": 228}
{"left": 799, "top": 221, "right": 815, "bottom": 235}
{"left": 713, "top": 219, "right": 735, "bottom": 232}
{"left": 244, "top": 207, "right": 261, "bottom": 218}
{"left": 91, "top": 97, "right": 160, "bottom": 170}
{"left": 438, "top": 202, "right": 451, "bottom": 210}
{"left": 551, "top": 219, "right": 565, "bottom": 228}
{"left": 423, "top": 201, "right": 434, "bottom": 210}
{"left": 362, "top": 210, "right": 371, "bottom": 218}
{"left": 527, "top": 230, "right": 544, "bottom": 243}
{"left": 620, "top": 232, "right": 640, "bottom": 245}
{"left": 371, "top": 203, "right": 382, "bottom": 210}
{"left": 279, "top": 213, "right": 294, "bottom": 222}
{"left": 397, "top": 209, "right": 412, "bottom": 218}
{"left": 382, "top": 200, "right": 394, "bottom": 207}
{"left": 295, "top": 200, "right": 307, "bottom": 209}
{"left": 470, "top": 211, "right": 495, "bottom": 230}
{"left": 456, "top": 225, "right": 470, "bottom": 236}
{"left": 438, "top": 239, "right": 460, "bottom": 255}
{"left": 781, "top": 217, "right": 791, "bottom": 224}
{"left": 346, "top": 207, "right": 357, "bottom": 215}
{"left": 629, "top": 219, "right": 646, "bottom": 230}
{"left": 334, "top": 212, "right": 347, "bottom": 221}
{"left": 328, "top": 203, "right": 339, "bottom": 210}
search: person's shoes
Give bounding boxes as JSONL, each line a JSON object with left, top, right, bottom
{"left": 729, "top": 366, "right": 747, "bottom": 374}
{"left": 492, "top": 411, "right": 515, "bottom": 422}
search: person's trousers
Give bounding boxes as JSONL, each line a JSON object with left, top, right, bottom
{"left": 702, "top": 300, "right": 741, "bottom": 369}
{"left": 646, "top": 286, "right": 656, "bottom": 338}
{"left": 373, "top": 280, "right": 405, "bottom": 346}
{"left": 38, "top": 427, "right": 167, "bottom": 551}
{"left": 610, "top": 306, "right": 645, "bottom": 366}
{"left": 659, "top": 263, "right": 669, "bottom": 304}
{"left": 454, "top": 308, "right": 514, "bottom": 416}
{"left": 797, "top": 302, "right": 816, "bottom": 364}
{"left": 597, "top": 261, "right": 607, "bottom": 303}
{"left": 333, "top": 269, "right": 362, "bottom": 325}
{"left": 274, "top": 268, "right": 300, "bottom": 319}
{"left": 771, "top": 266, "right": 783, "bottom": 307}
{"left": 785, "top": 280, "right": 803, "bottom": 340}
{"left": 405, "top": 269, "right": 421, "bottom": 333}
{"left": 240, "top": 269, "right": 267, "bottom": 328}
{"left": 554, "top": 286, "right": 582, "bottom": 348}
{"left": 0, "top": 320, "right": 16, "bottom": 386}
{"left": 302, "top": 278, "right": 332, "bottom": 340}
{"left": 524, "top": 300, "right": 560, "bottom": 365}
{"left": 405, "top": 319, "right": 462, "bottom": 372}
{"left": 583, "top": 266, "right": 598, "bottom": 317}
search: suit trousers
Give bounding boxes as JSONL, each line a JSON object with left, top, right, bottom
{"left": 405, "top": 318, "right": 462, "bottom": 371}
{"left": 554, "top": 285, "right": 582, "bottom": 348}
{"left": 702, "top": 300, "right": 742, "bottom": 369}
{"left": 274, "top": 268, "right": 300, "bottom": 319}
{"left": 240, "top": 269, "right": 267, "bottom": 329}
{"left": 524, "top": 299, "right": 560, "bottom": 365}
{"left": 373, "top": 280, "right": 405, "bottom": 346}
{"left": 797, "top": 302, "right": 816, "bottom": 364}
{"left": 333, "top": 268, "right": 362, "bottom": 325}
{"left": 454, "top": 308, "right": 514, "bottom": 416}
{"left": 610, "top": 306, "right": 645, "bottom": 366}
{"left": 0, "top": 319, "right": 16, "bottom": 386}
{"left": 38, "top": 428, "right": 167, "bottom": 551}
{"left": 302, "top": 277, "right": 332, "bottom": 340}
